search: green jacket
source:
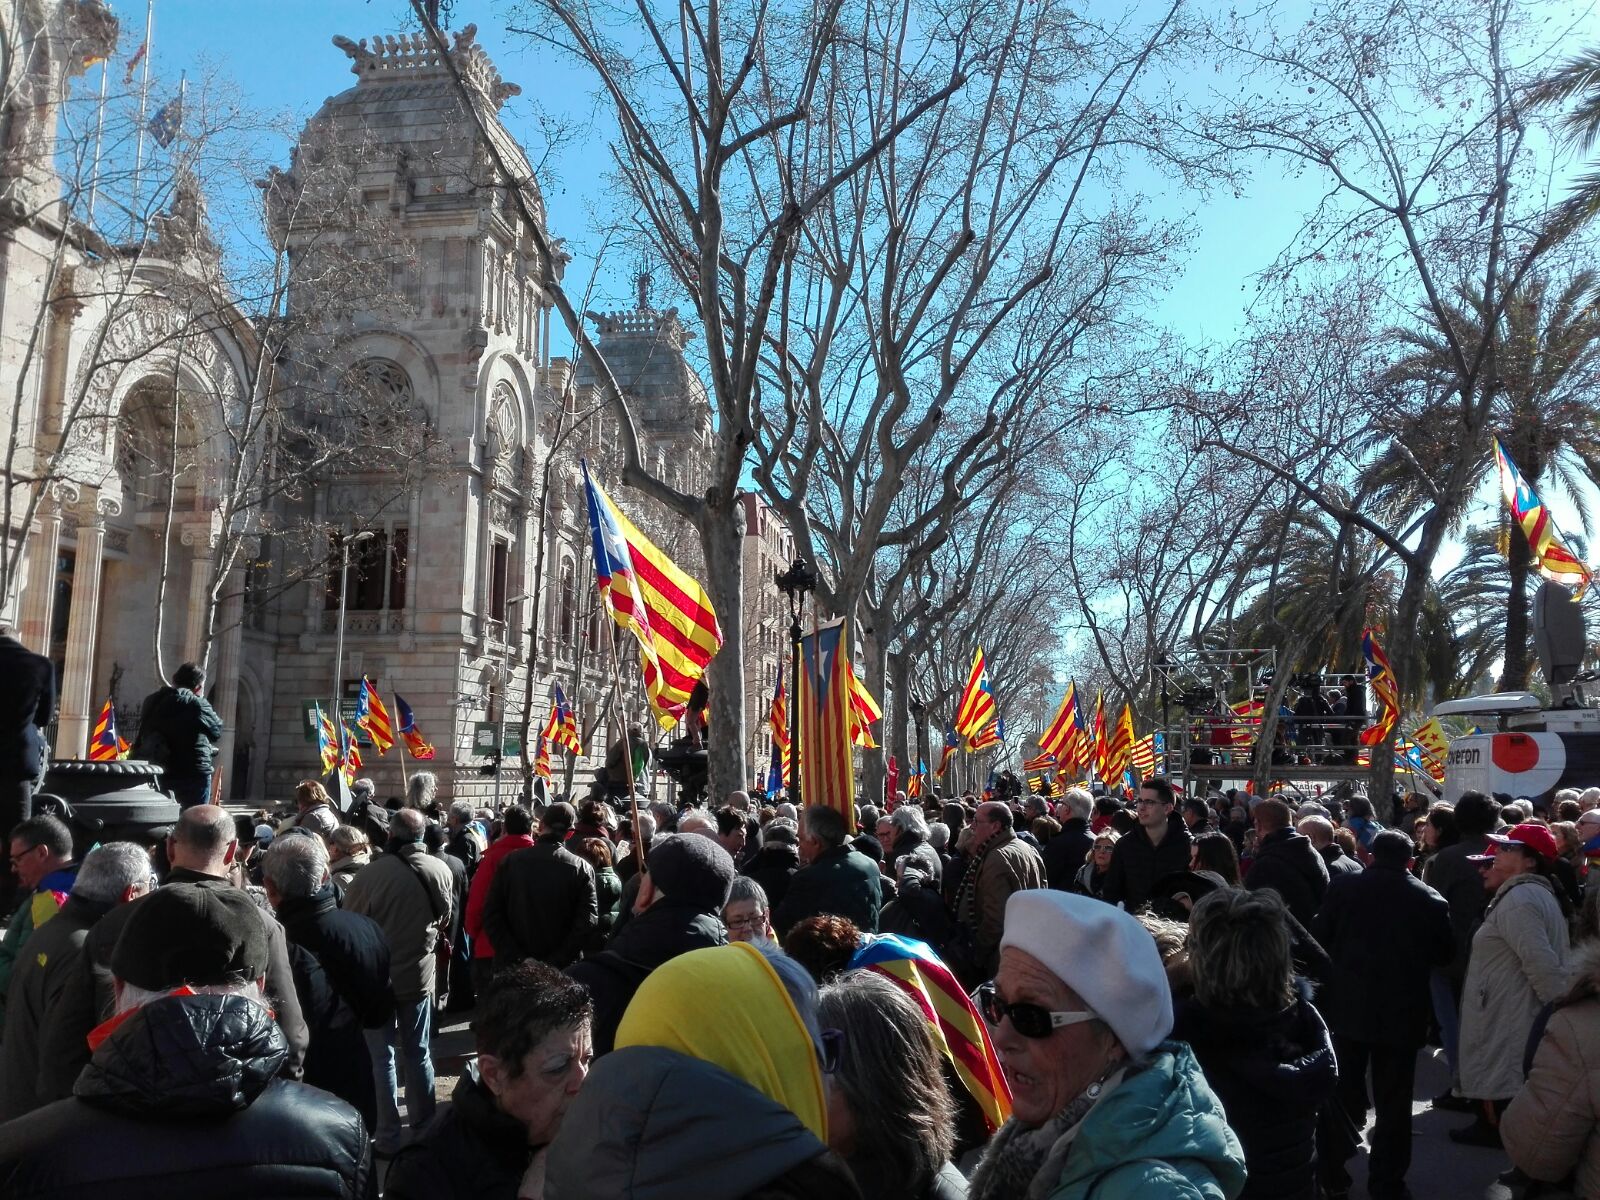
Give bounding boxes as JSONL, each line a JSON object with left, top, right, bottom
{"left": 1047, "top": 1041, "right": 1246, "bottom": 1200}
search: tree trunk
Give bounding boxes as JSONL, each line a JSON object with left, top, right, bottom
{"left": 1498, "top": 520, "right": 1533, "bottom": 691}
{"left": 700, "top": 503, "right": 747, "bottom": 802}
{"left": 861, "top": 624, "right": 888, "bottom": 805}
{"left": 1382, "top": 512, "right": 1453, "bottom": 807}
{"left": 888, "top": 649, "right": 912, "bottom": 776}
{"left": 1251, "top": 642, "right": 1304, "bottom": 794}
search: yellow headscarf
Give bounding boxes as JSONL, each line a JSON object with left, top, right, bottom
{"left": 615, "top": 941, "right": 828, "bottom": 1143}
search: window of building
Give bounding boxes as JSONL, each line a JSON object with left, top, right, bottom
{"left": 325, "top": 528, "right": 408, "bottom": 611}
{"left": 559, "top": 560, "right": 576, "bottom": 645}
{"left": 490, "top": 539, "right": 510, "bottom": 622}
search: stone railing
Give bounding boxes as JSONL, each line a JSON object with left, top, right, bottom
{"left": 321, "top": 610, "right": 407, "bottom": 636}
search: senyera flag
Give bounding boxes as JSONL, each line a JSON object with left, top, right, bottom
{"left": 394, "top": 694, "right": 436, "bottom": 760}
{"left": 849, "top": 934, "right": 1012, "bottom": 1133}
{"left": 355, "top": 677, "right": 394, "bottom": 754}
{"left": 582, "top": 460, "right": 722, "bottom": 728}
{"left": 798, "top": 619, "right": 856, "bottom": 831}
{"left": 1495, "top": 436, "right": 1592, "bottom": 598}
{"left": 314, "top": 703, "right": 338, "bottom": 775}
{"left": 850, "top": 674, "right": 883, "bottom": 749}
{"left": 1037, "top": 681, "right": 1080, "bottom": 763}
{"left": 768, "top": 666, "right": 791, "bottom": 786}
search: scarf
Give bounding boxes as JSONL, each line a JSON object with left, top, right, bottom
{"left": 956, "top": 829, "right": 1006, "bottom": 928}
{"left": 967, "top": 1066, "right": 1128, "bottom": 1200}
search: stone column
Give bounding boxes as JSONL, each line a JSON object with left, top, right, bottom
{"left": 15, "top": 491, "right": 67, "bottom": 653}
{"left": 210, "top": 563, "right": 246, "bottom": 800}
{"left": 55, "top": 495, "right": 115, "bottom": 758}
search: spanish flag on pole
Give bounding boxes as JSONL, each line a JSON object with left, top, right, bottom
{"left": 798, "top": 620, "right": 857, "bottom": 831}
{"left": 582, "top": 461, "right": 722, "bottom": 728}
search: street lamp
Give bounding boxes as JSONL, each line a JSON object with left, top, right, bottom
{"left": 494, "top": 593, "right": 535, "bottom": 813}
{"left": 774, "top": 556, "right": 817, "bottom": 805}
{"left": 331, "top": 529, "right": 375, "bottom": 810}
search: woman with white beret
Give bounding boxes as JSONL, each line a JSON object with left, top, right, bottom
{"left": 967, "top": 890, "right": 1247, "bottom": 1200}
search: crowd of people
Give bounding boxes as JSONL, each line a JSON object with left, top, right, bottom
{"left": 1, "top": 749, "right": 1599, "bottom": 1198}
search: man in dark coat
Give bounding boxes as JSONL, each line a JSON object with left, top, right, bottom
{"left": 0, "top": 883, "right": 374, "bottom": 1200}
{"left": 1313, "top": 830, "right": 1453, "bottom": 1200}
{"left": 262, "top": 832, "right": 393, "bottom": 1132}
{"left": 741, "top": 817, "right": 800, "bottom": 909}
{"left": 0, "top": 842, "right": 152, "bottom": 1121}
{"left": 1102, "top": 776, "right": 1192, "bottom": 912}
{"left": 480, "top": 802, "right": 596, "bottom": 970}
{"left": 423, "top": 820, "right": 472, "bottom": 1013}
{"left": 567, "top": 833, "right": 733, "bottom": 1056}
{"left": 1299, "top": 815, "right": 1362, "bottom": 877}
{"left": 0, "top": 625, "right": 53, "bottom": 843}
{"left": 773, "top": 805, "right": 882, "bottom": 937}
{"left": 1245, "top": 798, "right": 1330, "bottom": 926}
{"left": 131, "top": 661, "right": 223, "bottom": 808}
{"left": 1043, "top": 787, "right": 1095, "bottom": 892}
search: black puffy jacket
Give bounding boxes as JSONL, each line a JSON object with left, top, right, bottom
{"left": 1173, "top": 988, "right": 1337, "bottom": 1200}
{"left": 131, "top": 685, "right": 223, "bottom": 779}
{"left": 0, "top": 992, "right": 373, "bottom": 1199}
{"left": 743, "top": 842, "right": 800, "bottom": 910}
{"left": 1245, "top": 829, "right": 1330, "bottom": 926}
{"left": 386, "top": 1064, "right": 529, "bottom": 1200}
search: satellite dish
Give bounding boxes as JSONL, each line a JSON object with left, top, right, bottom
{"left": 1533, "top": 581, "right": 1587, "bottom": 696}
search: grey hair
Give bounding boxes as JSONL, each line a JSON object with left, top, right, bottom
{"left": 725, "top": 876, "right": 770, "bottom": 912}
{"left": 1297, "top": 815, "right": 1334, "bottom": 847}
{"left": 263, "top": 833, "right": 330, "bottom": 900}
{"left": 1188, "top": 886, "right": 1295, "bottom": 1011}
{"left": 1555, "top": 788, "right": 1582, "bottom": 809}
{"left": 676, "top": 809, "right": 718, "bottom": 839}
{"left": 1581, "top": 787, "right": 1600, "bottom": 810}
{"left": 393, "top": 808, "right": 427, "bottom": 839}
{"left": 1060, "top": 787, "right": 1094, "bottom": 822}
{"left": 775, "top": 802, "right": 798, "bottom": 821}
{"left": 890, "top": 806, "right": 929, "bottom": 839}
{"left": 818, "top": 971, "right": 955, "bottom": 1193}
{"left": 767, "top": 816, "right": 798, "bottom": 838}
{"left": 407, "top": 772, "right": 437, "bottom": 810}
{"left": 648, "top": 800, "right": 677, "bottom": 828}
{"left": 117, "top": 978, "right": 265, "bottom": 1017}
{"left": 754, "top": 942, "right": 823, "bottom": 1059}
{"left": 926, "top": 821, "right": 949, "bottom": 851}
{"left": 448, "top": 799, "right": 474, "bottom": 824}
{"left": 633, "top": 812, "right": 657, "bottom": 841}
{"left": 73, "top": 843, "right": 152, "bottom": 903}
{"left": 350, "top": 778, "right": 375, "bottom": 801}
{"left": 329, "top": 824, "right": 369, "bottom": 855}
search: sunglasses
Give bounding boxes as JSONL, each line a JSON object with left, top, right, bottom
{"left": 975, "top": 982, "right": 1099, "bottom": 1039}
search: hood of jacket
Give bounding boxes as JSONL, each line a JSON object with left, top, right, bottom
{"left": 75, "top": 991, "right": 287, "bottom": 1119}
{"left": 545, "top": 1044, "right": 829, "bottom": 1200}
{"left": 1489, "top": 869, "right": 1558, "bottom": 912}
{"left": 1172, "top": 985, "right": 1336, "bottom": 1109}
{"left": 606, "top": 896, "right": 727, "bottom": 970}
{"left": 1056, "top": 1041, "right": 1246, "bottom": 1198}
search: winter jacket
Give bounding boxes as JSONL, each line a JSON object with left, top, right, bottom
{"left": 0, "top": 992, "right": 373, "bottom": 1200}
{"left": 32, "top": 867, "right": 309, "bottom": 1104}
{"left": 1042, "top": 818, "right": 1095, "bottom": 893}
{"left": 568, "top": 898, "right": 727, "bottom": 1056}
{"left": 1173, "top": 991, "right": 1337, "bottom": 1200}
{"left": 1459, "top": 872, "right": 1571, "bottom": 1100}
{"left": 773, "top": 843, "right": 882, "bottom": 938}
{"left": 0, "top": 633, "right": 52, "bottom": 783}
{"left": 480, "top": 837, "right": 597, "bottom": 969}
{"left": 1318, "top": 843, "right": 1363, "bottom": 878}
{"left": 464, "top": 832, "right": 535, "bottom": 961}
{"left": 447, "top": 824, "right": 487, "bottom": 879}
{"left": 1502, "top": 942, "right": 1600, "bottom": 1198}
{"left": 970, "top": 1041, "right": 1246, "bottom": 1200}
{"left": 743, "top": 841, "right": 801, "bottom": 910}
{"left": 545, "top": 1043, "right": 864, "bottom": 1200}
{"left": 131, "top": 684, "right": 223, "bottom": 780}
{"left": 331, "top": 852, "right": 372, "bottom": 894}
{"left": 0, "top": 893, "right": 113, "bottom": 1121}
{"left": 879, "top": 875, "right": 962, "bottom": 959}
{"left": 594, "top": 865, "right": 624, "bottom": 942}
{"left": 1422, "top": 835, "right": 1491, "bottom": 989}
{"left": 1102, "top": 814, "right": 1192, "bottom": 913}
{"left": 0, "top": 862, "right": 79, "bottom": 1037}
{"left": 385, "top": 1063, "right": 529, "bottom": 1200}
{"left": 341, "top": 841, "right": 454, "bottom": 1003}
{"left": 1075, "top": 861, "right": 1111, "bottom": 898}
{"left": 1244, "top": 828, "right": 1329, "bottom": 927}
{"left": 1311, "top": 861, "right": 1452, "bottom": 1046}
{"left": 960, "top": 832, "right": 1045, "bottom": 979}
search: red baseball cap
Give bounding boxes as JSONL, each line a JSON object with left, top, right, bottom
{"left": 1469, "top": 823, "right": 1560, "bottom": 864}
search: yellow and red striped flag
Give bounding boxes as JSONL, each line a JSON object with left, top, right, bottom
{"left": 850, "top": 674, "right": 883, "bottom": 749}
{"left": 583, "top": 461, "right": 722, "bottom": 728}
{"left": 1091, "top": 691, "right": 1107, "bottom": 778}
{"left": 1359, "top": 627, "right": 1400, "bottom": 747}
{"left": 1103, "top": 703, "right": 1136, "bottom": 782}
{"left": 1496, "top": 437, "right": 1592, "bottom": 598}
{"left": 1230, "top": 698, "right": 1264, "bottom": 747}
{"left": 534, "top": 735, "right": 551, "bottom": 780}
{"left": 315, "top": 703, "right": 339, "bottom": 775}
{"left": 768, "top": 668, "right": 791, "bottom": 786}
{"left": 954, "top": 650, "right": 998, "bottom": 746}
{"left": 968, "top": 718, "right": 1003, "bottom": 751}
{"left": 798, "top": 620, "right": 857, "bottom": 831}
{"left": 88, "top": 700, "right": 128, "bottom": 761}
{"left": 1037, "top": 682, "right": 1081, "bottom": 763}
{"left": 1022, "top": 752, "right": 1056, "bottom": 773}
{"left": 356, "top": 677, "right": 394, "bottom": 754}
{"left": 1415, "top": 717, "right": 1450, "bottom": 770}
{"left": 935, "top": 728, "right": 958, "bottom": 780}
{"left": 547, "top": 685, "right": 584, "bottom": 755}
{"left": 339, "top": 719, "right": 363, "bottom": 786}
{"left": 1130, "top": 732, "right": 1157, "bottom": 779}
{"left": 394, "top": 694, "right": 436, "bottom": 760}
{"left": 850, "top": 934, "right": 1012, "bottom": 1133}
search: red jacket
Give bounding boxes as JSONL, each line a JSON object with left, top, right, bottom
{"left": 464, "top": 833, "right": 535, "bottom": 959}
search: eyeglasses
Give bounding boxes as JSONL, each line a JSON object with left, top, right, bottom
{"left": 976, "top": 982, "right": 1099, "bottom": 1039}
{"left": 820, "top": 1027, "right": 845, "bottom": 1075}
{"left": 7, "top": 845, "right": 41, "bottom": 868}
{"left": 724, "top": 912, "right": 766, "bottom": 932}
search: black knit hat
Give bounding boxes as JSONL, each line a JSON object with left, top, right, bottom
{"left": 111, "top": 882, "right": 269, "bottom": 991}
{"left": 646, "top": 833, "right": 735, "bottom": 910}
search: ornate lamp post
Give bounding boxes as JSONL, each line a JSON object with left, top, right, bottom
{"left": 774, "top": 556, "right": 817, "bottom": 805}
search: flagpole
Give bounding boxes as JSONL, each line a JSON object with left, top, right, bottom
{"left": 131, "top": 0, "right": 154, "bottom": 218}
{"left": 87, "top": 59, "right": 108, "bottom": 225}
{"left": 600, "top": 626, "right": 644, "bottom": 873}
{"left": 394, "top": 692, "right": 411, "bottom": 796}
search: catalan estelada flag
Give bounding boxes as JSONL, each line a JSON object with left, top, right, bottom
{"left": 534, "top": 736, "right": 551, "bottom": 781}
{"left": 850, "top": 934, "right": 1012, "bottom": 1133}
{"left": 550, "top": 685, "right": 583, "bottom": 754}
{"left": 954, "top": 649, "right": 998, "bottom": 748}
{"left": 314, "top": 703, "right": 338, "bottom": 775}
{"left": 1495, "top": 436, "right": 1592, "bottom": 598}
{"left": 906, "top": 761, "right": 926, "bottom": 798}
{"left": 1103, "top": 703, "right": 1136, "bottom": 782}
{"left": 356, "top": 678, "right": 394, "bottom": 754}
{"left": 339, "top": 719, "right": 363, "bottom": 786}
{"left": 394, "top": 694, "right": 436, "bottom": 760}
{"left": 1022, "top": 752, "right": 1056, "bottom": 773}
{"left": 88, "top": 700, "right": 128, "bottom": 761}
{"left": 968, "top": 716, "right": 1003, "bottom": 752}
{"left": 798, "top": 620, "right": 856, "bottom": 830}
{"left": 768, "top": 667, "right": 791, "bottom": 786}
{"left": 1415, "top": 717, "right": 1450, "bottom": 771}
{"left": 1359, "top": 627, "right": 1401, "bottom": 747}
{"left": 849, "top": 674, "right": 883, "bottom": 749}
{"left": 583, "top": 460, "right": 722, "bottom": 728}
{"left": 935, "top": 727, "right": 958, "bottom": 780}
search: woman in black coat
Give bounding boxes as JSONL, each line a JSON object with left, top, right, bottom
{"left": 1174, "top": 887, "right": 1337, "bottom": 1200}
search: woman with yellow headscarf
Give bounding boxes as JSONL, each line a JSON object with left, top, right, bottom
{"left": 545, "top": 941, "right": 862, "bottom": 1199}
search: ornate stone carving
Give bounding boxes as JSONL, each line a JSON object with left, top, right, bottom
{"left": 332, "top": 25, "right": 521, "bottom": 112}
{"left": 486, "top": 381, "right": 523, "bottom": 492}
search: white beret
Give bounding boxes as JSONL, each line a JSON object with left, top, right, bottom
{"left": 1000, "top": 889, "right": 1173, "bottom": 1058}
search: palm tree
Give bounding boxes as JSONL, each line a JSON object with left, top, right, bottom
{"left": 1363, "top": 272, "right": 1600, "bottom": 689}
{"left": 1527, "top": 51, "right": 1600, "bottom": 238}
